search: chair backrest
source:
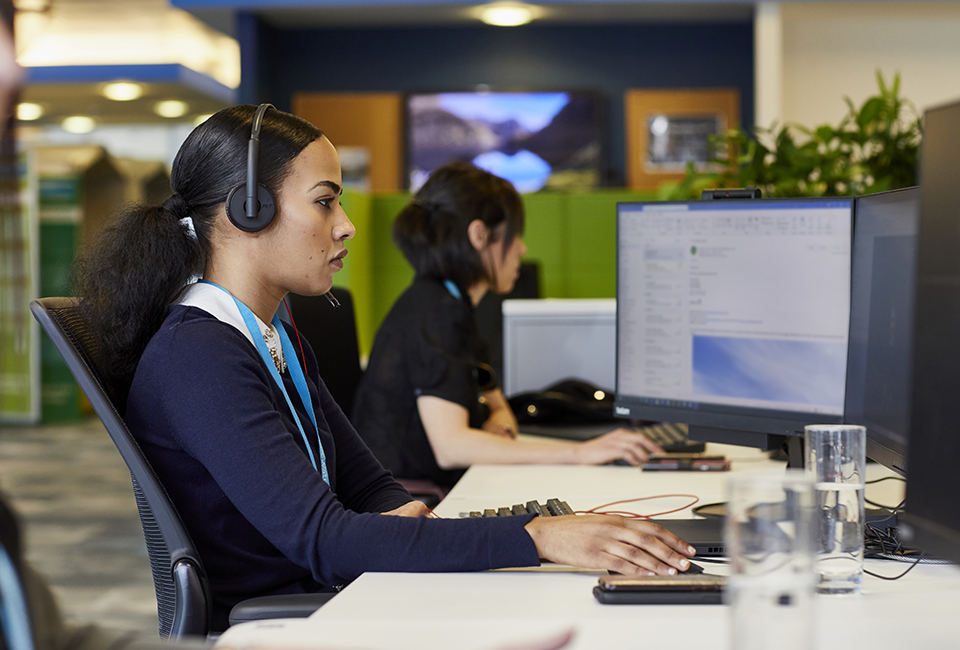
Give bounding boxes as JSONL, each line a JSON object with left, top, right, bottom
{"left": 285, "top": 287, "right": 363, "bottom": 417}
{"left": 474, "top": 261, "right": 541, "bottom": 384}
{"left": 29, "top": 298, "right": 210, "bottom": 639}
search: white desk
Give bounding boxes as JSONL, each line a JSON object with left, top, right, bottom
{"left": 216, "top": 446, "right": 956, "bottom": 650}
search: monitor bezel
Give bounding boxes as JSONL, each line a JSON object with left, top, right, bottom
{"left": 844, "top": 186, "right": 920, "bottom": 477}
{"left": 613, "top": 196, "right": 854, "bottom": 446}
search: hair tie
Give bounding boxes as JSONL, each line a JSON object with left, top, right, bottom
{"left": 179, "top": 216, "right": 197, "bottom": 241}
{"left": 162, "top": 193, "right": 190, "bottom": 218}
{"left": 161, "top": 193, "right": 197, "bottom": 240}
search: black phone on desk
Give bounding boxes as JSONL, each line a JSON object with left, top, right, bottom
{"left": 593, "top": 574, "right": 725, "bottom": 605}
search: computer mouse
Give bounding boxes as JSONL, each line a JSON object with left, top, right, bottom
{"left": 680, "top": 561, "right": 705, "bottom": 575}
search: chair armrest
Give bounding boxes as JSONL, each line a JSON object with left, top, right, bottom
{"left": 228, "top": 592, "right": 337, "bottom": 627}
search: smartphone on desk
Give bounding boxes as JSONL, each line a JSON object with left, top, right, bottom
{"left": 648, "top": 453, "right": 725, "bottom": 461}
{"left": 643, "top": 457, "right": 731, "bottom": 472}
{"left": 593, "top": 574, "right": 726, "bottom": 605}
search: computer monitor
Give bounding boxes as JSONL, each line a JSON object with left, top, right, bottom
{"left": 843, "top": 187, "right": 920, "bottom": 477}
{"left": 613, "top": 198, "right": 854, "bottom": 459}
{"left": 901, "top": 99, "right": 960, "bottom": 563}
{"left": 502, "top": 299, "right": 616, "bottom": 397}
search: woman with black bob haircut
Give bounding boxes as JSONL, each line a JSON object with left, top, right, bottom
{"left": 75, "top": 107, "right": 695, "bottom": 632}
{"left": 353, "top": 162, "right": 665, "bottom": 491}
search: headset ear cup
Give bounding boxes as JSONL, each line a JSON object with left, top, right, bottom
{"left": 226, "top": 183, "right": 277, "bottom": 232}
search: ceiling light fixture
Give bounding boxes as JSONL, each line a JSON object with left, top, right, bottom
{"left": 154, "top": 100, "right": 189, "bottom": 119}
{"left": 102, "top": 81, "right": 144, "bottom": 102}
{"left": 478, "top": 2, "right": 537, "bottom": 27}
{"left": 17, "top": 102, "right": 44, "bottom": 121}
{"left": 13, "top": 0, "right": 51, "bottom": 13}
{"left": 193, "top": 113, "right": 214, "bottom": 127}
{"left": 61, "top": 116, "right": 96, "bottom": 134}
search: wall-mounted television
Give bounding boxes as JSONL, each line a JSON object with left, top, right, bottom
{"left": 405, "top": 90, "right": 604, "bottom": 193}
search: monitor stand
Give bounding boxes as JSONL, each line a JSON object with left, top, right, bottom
{"left": 688, "top": 425, "right": 804, "bottom": 468}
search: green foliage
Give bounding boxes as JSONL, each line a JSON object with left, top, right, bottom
{"left": 660, "top": 72, "right": 923, "bottom": 199}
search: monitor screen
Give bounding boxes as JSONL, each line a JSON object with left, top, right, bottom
{"left": 901, "top": 99, "right": 960, "bottom": 563}
{"left": 843, "top": 187, "right": 919, "bottom": 477}
{"left": 502, "top": 299, "right": 616, "bottom": 398}
{"left": 405, "top": 91, "right": 603, "bottom": 193}
{"left": 614, "top": 198, "right": 854, "bottom": 450}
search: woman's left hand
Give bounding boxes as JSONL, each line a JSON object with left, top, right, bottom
{"left": 382, "top": 501, "right": 432, "bottom": 518}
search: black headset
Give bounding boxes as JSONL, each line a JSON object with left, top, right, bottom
{"left": 226, "top": 103, "right": 277, "bottom": 233}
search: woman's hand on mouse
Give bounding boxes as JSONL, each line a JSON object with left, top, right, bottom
{"left": 524, "top": 514, "right": 696, "bottom": 576}
{"left": 571, "top": 428, "right": 664, "bottom": 466}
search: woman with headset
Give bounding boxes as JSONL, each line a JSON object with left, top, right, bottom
{"left": 352, "top": 162, "right": 664, "bottom": 489}
{"left": 74, "top": 105, "right": 695, "bottom": 632}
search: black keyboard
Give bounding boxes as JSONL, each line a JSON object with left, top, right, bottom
{"left": 459, "top": 498, "right": 575, "bottom": 519}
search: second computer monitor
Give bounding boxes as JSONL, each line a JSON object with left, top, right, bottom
{"left": 844, "top": 187, "right": 920, "bottom": 476}
{"left": 614, "top": 198, "right": 854, "bottom": 451}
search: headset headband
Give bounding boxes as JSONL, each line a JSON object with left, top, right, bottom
{"left": 245, "top": 103, "right": 274, "bottom": 220}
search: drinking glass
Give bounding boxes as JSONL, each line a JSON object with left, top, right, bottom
{"left": 805, "top": 424, "right": 866, "bottom": 595}
{"left": 725, "top": 471, "right": 816, "bottom": 650}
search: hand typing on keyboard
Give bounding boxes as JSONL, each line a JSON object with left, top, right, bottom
{"left": 571, "top": 428, "right": 665, "bottom": 466}
{"left": 524, "top": 513, "right": 697, "bottom": 577}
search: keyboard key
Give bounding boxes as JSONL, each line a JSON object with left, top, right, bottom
{"left": 526, "top": 500, "right": 545, "bottom": 516}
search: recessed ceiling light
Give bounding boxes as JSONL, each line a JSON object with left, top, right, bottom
{"left": 102, "top": 81, "right": 144, "bottom": 102}
{"left": 14, "top": 0, "right": 50, "bottom": 12}
{"left": 478, "top": 2, "right": 537, "bottom": 27}
{"left": 193, "top": 113, "right": 214, "bottom": 127}
{"left": 61, "top": 116, "right": 96, "bottom": 134}
{"left": 154, "top": 100, "right": 189, "bottom": 119}
{"left": 17, "top": 102, "right": 44, "bottom": 121}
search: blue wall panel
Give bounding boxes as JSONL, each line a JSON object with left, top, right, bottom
{"left": 247, "top": 20, "right": 754, "bottom": 185}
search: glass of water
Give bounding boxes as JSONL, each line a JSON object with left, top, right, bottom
{"left": 725, "top": 471, "right": 816, "bottom": 650}
{"left": 805, "top": 424, "right": 866, "bottom": 595}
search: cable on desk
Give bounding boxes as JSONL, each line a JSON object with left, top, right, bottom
{"left": 865, "top": 476, "right": 906, "bottom": 485}
{"left": 864, "top": 552, "right": 925, "bottom": 581}
{"left": 864, "top": 523, "right": 907, "bottom": 558}
{"left": 576, "top": 494, "right": 700, "bottom": 519}
{"left": 863, "top": 476, "right": 906, "bottom": 512}
{"left": 865, "top": 498, "right": 904, "bottom": 512}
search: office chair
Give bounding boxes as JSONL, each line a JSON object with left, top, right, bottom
{"left": 285, "top": 290, "right": 450, "bottom": 506}
{"left": 30, "top": 298, "right": 331, "bottom": 639}
{"left": 475, "top": 261, "right": 541, "bottom": 384}
{"left": 285, "top": 287, "right": 363, "bottom": 417}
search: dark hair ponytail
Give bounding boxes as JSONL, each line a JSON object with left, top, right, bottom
{"left": 73, "top": 105, "right": 322, "bottom": 396}
{"left": 392, "top": 162, "right": 524, "bottom": 293}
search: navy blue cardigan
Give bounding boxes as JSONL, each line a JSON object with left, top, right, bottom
{"left": 125, "top": 305, "right": 539, "bottom": 630}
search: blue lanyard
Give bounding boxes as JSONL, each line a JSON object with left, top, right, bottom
{"left": 202, "top": 281, "right": 329, "bottom": 484}
{"left": 0, "top": 546, "right": 34, "bottom": 650}
{"left": 443, "top": 279, "right": 462, "bottom": 300}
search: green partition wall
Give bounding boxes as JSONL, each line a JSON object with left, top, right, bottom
{"left": 335, "top": 189, "right": 656, "bottom": 359}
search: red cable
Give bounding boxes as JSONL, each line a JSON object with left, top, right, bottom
{"left": 282, "top": 296, "right": 309, "bottom": 377}
{"left": 575, "top": 494, "right": 700, "bottom": 519}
